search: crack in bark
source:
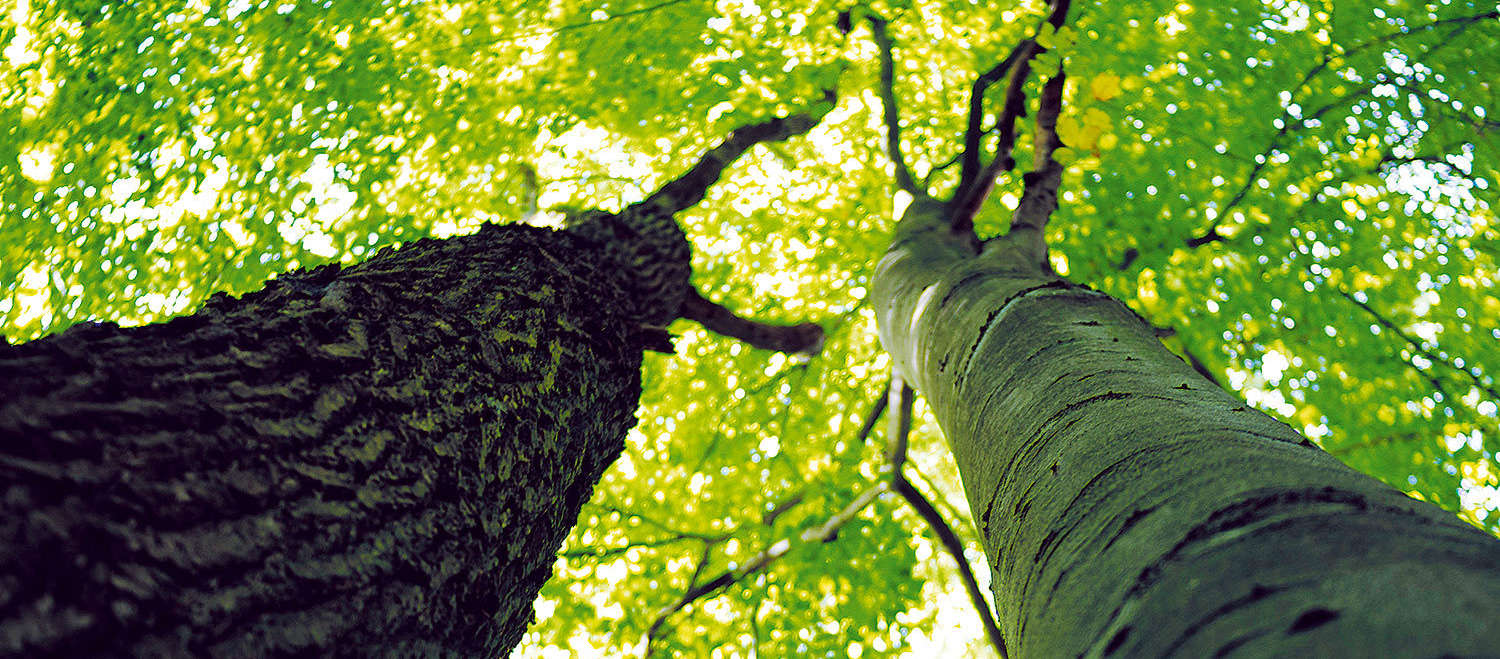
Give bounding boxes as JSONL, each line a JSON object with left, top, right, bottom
{"left": 954, "top": 280, "right": 1073, "bottom": 383}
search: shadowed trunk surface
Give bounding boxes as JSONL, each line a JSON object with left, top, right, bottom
{"left": 0, "top": 223, "right": 642, "bottom": 657}
{"left": 874, "top": 201, "right": 1500, "bottom": 657}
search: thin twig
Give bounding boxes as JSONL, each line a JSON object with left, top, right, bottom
{"left": 892, "top": 474, "right": 1008, "bottom": 657}
{"left": 1186, "top": 10, "right": 1496, "bottom": 246}
{"left": 641, "top": 481, "right": 890, "bottom": 655}
{"left": 884, "top": 376, "right": 1009, "bottom": 658}
{"left": 1337, "top": 289, "right": 1496, "bottom": 401}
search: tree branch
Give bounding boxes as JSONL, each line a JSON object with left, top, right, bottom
{"left": 642, "top": 480, "right": 890, "bottom": 654}
{"left": 858, "top": 377, "right": 892, "bottom": 446}
{"left": 560, "top": 536, "right": 699, "bottom": 560}
{"left": 1178, "top": 341, "right": 1224, "bottom": 389}
{"left": 882, "top": 375, "right": 1009, "bottom": 657}
{"left": 957, "top": 39, "right": 1034, "bottom": 194}
{"left": 1338, "top": 289, "right": 1497, "bottom": 402}
{"left": 949, "top": 43, "right": 1036, "bottom": 237}
{"left": 867, "top": 15, "right": 920, "bottom": 195}
{"left": 636, "top": 108, "right": 828, "bottom": 218}
{"left": 949, "top": 0, "right": 1072, "bottom": 237}
{"left": 891, "top": 474, "right": 1008, "bottom": 657}
{"left": 1186, "top": 11, "right": 1495, "bottom": 247}
{"left": 885, "top": 377, "right": 915, "bottom": 468}
{"left": 643, "top": 376, "right": 896, "bottom": 653}
{"left": 680, "top": 287, "right": 824, "bottom": 354}
{"left": 588, "top": 503, "right": 731, "bottom": 542}
{"left": 1009, "top": 67, "right": 1066, "bottom": 235}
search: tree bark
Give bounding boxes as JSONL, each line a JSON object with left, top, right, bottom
{"left": 873, "top": 201, "right": 1500, "bottom": 657}
{"left": 0, "top": 223, "right": 642, "bottom": 657}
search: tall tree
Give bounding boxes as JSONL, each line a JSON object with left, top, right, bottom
{"left": 1, "top": 223, "right": 643, "bottom": 655}
{"left": 871, "top": 3, "right": 1500, "bottom": 655}
{"left": 0, "top": 108, "right": 824, "bottom": 653}
{"left": 3, "top": 0, "right": 1498, "bottom": 656}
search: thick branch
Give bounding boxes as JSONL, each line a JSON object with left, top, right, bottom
{"left": 679, "top": 287, "right": 824, "bottom": 354}
{"left": 1009, "top": 68, "right": 1066, "bottom": 235}
{"left": 949, "top": 42, "right": 1036, "bottom": 236}
{"left": 950, "top": 0, "right": 1072, "bottom": 236}
{"left": 636, "top": 109, "right": 826, "bottom": 217}
{"left": 867, "top": 16, "right": 920, "bottom": 195}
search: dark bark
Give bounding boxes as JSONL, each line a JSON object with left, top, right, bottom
{"left": 0, "top": 223, "right": 642, "bottom": 657}
{"left": 873, "top": 201, "right": 1500, "bottom": 657}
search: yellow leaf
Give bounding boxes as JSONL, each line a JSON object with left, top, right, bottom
{"left": 1090, "top": 73, "right": 1122, "bottom": 101}
{"left": 1083, "top": 107, "right": 1111, "bottom": 129}
{"left": 1052, "top": 147, "right": 1078, "bottom": 165}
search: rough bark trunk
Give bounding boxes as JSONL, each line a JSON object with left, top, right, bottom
{"left": 873, "top": 201, "right": 1500, "bottom": 657}
{"left": 0, "top": 223, "right": 642, "bottom": 657}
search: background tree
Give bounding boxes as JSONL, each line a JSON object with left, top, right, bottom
{"left": 2, "top": 0, "right": 1497, "bottom": 656}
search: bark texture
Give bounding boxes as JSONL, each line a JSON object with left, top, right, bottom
{"left": 0, "top": 223, "right": 642, "bottom": 657}
{"left": 873, "top": 202, "right": 1500, "bottom": 657}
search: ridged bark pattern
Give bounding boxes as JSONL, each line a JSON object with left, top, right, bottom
{"left": 874, "top": 203, "right": 1500, "bottom": 657}
{"left": 0, "top": 223, "right": 641, "bottom": 657}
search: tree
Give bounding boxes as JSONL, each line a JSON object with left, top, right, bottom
{"left": 3, "top": 0, "right": 1498, "bottom": 656}
{"left": 871, "top": 5, "right": 1500, "bottom": 654}
{"left": 0, "top": 109, "right": 824, "bottom": 653}
{"left": 1, "top": 223, "right": 644, "bottom": 655}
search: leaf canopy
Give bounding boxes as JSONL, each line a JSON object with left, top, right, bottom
{"left": 3, "top": 0, "right": 1497, "bottom": 655}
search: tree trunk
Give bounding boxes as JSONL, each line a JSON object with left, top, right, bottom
{"left": 0, "top": 223, "right": 642, "bottom": 657}
{"left": 873, "top": 201, "right": 1500, "bottom": 657}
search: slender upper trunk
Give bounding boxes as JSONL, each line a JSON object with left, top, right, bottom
{"left": 873, "top": 201, "right": 1500, "bottom": 657}
{"left": 0, "top": 223, "right": 642, "bottom": 657}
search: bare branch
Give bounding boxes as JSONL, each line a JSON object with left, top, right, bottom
{"left": 949, "top": 41, "right": 1036, "bottom": 235}
{"left": 882, "top": 375, "right": 1010, "bottom": 657}
{"left": 1179, "top": 342, "right": 1223, "bottom": 389}
{"left": 885, "top": 377, "right": 914, "bottom": 468}
{"left": 867, "top": 15, "right": 920, "bottom": 195}
{"left": 858, "top": 378, "right": 892, "bottom": 446}
{"left": 949, "top": 0, "right": 1073, "bottom": 236}
{"left": 1339, "top": 289, "right": 1496, "bottom": 402}
{"left": 957, "top": 39, "right": 1034, "bottom": 193}
{"left": 645, "top": 543, "right": 719, "bottom": 656}
{"left": 588, "top": 503, "right": 731, "bottom": 542}
{"left": 636, "top": 109, "right": 827, "bottom": 218}
{"left": 643, "top": 377, "right": 897, "bottom": 653}
{"left": 680, "top": 287, "right": 824, "bottom": 354}
{"left": 642, "top": 481, "right": 890, "bottom": 652}
{"left": 559, "top": 536, "right": 698, "bottom": 560}
{"left": 892, "top": 474, "right": 1009, "bottom": 658}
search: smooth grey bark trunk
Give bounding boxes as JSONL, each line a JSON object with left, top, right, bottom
{"left": 873, "top": 200, "right": 1500, "bottom": 657}
{"left": 0, "top": 223, "right": 642, "bottom": 657}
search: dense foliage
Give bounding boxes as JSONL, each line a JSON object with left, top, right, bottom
{"left": 3, "top": 0, "right": 1496, "bottom": 655}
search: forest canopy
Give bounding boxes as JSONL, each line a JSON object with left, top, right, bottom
{"left": 3, "top": 0, "right": 1497, "bottom": 655}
